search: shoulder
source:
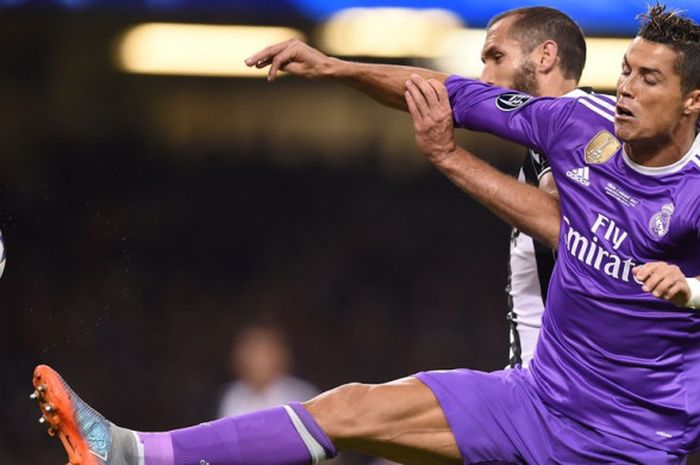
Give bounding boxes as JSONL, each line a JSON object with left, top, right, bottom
{"left": 667, "top": 154, "right": 700, "bottom": 233}
{"left": 679, "top": 158, "right": 700, "bottom": 212}
{"left": 547, "top": 91, "right": 617, "bottom": 156}
{"left": 566, "top": 91, "right": 617, "bottom": 126}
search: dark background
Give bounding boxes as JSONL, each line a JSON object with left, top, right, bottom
{"left": 0, "top": 10, "right": 514, "bottom": 465}
{"left": 1, "top": 4, "right": 698, "bottom": 465}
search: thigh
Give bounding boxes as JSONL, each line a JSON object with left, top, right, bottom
{"left": 416, "top": 368, "right": 551, "bottom": 465}
{"left": 305, "top": 377, "right": 462, "bottom": 465}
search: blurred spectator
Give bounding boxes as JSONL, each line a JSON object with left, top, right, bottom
{"left": 218, "top": 324, "right": 319, "bottom": 417}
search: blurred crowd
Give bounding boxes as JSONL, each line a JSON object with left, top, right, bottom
{"left": 1, "top": 145, "right": 512, "bottom": 465}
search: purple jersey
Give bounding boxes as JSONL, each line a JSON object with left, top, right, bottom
{"left": 446, "top": 76, "right": 700, "bottom": 454}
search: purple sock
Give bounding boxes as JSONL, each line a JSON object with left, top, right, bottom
{"left": 138, "top": 432, "right": 174, "bottom": 465}
{"left": 137, "top": 405, "right": 337, "bottom": 465}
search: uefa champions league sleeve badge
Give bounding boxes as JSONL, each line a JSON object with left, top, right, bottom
{"left": 495, "top": 93, "right": 533, "bottom": 112}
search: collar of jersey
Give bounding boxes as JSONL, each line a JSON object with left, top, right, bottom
{"left": 565, "top": 88, "right": 594, "bottom": 97}
{"left": 621, "top": 131, "right": 700, "bottom": 176}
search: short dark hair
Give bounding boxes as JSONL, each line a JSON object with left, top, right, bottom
{"left": 487, "top": 7, "right": 587, "bottom": 83}
{"left": 637, "top": 3, "right": 700, "bottom": 94}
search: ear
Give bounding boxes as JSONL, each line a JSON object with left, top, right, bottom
{"left": 682, "top": 89, "right": 700, "bottom": 116}
{"left": 537, "top": 40, "right": 559, "bottom": 73}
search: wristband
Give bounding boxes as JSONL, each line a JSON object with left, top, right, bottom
{"left": 687, "top": 278, "right": 700, "bottom": 310}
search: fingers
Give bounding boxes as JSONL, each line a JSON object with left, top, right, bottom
{"left": 405, "top": 91, "right": 421, "bottom": 123}
{"left": 427, "top": 78, "right": 449, "bottom": 103}
{"left": 649, "top": 275, "right": 679, "bottom": 298}
{"left": 633, "top": 262, "right": 687, "bottom": 302}
{"left": 632, "top": 262, "right": 659, "bottom": 285}
{"left": 245, "top": 39, "right": 300, "bottom": 80}
{"left": 245, "top": 41, "right": 291, "bottom": 68}
{"left": 246, "top": 39, "right": 328, "bottom": 81}
{"left": 410, "top": 74, "right": 439, "bottom": 106}
{"left": 267, "top": 48, "right": 295, "bottom": 81}
{"left": 634, "top": 262, "right": 666, "bottom": 294}
{"left": 405, "top": 79, "right": 429, "bottom": 118}
{"left": 254, "top": 58, "right": 272, "bottom": 69}
{"left": 663, "top": 281, "right": 687, "bottom": 301}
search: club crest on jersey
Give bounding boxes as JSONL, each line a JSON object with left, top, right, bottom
{"left": 496, "top": 93, "right": 532, "bottom": 112}
{"left": 585, "top": 130, "right": 620, "bottom": 164}
{"left": 648, "top": 203, "right": 674, "bottom": 239}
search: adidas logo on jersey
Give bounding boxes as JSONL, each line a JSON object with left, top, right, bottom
{"left": 566, "top": 167, "right": 590, "bottom": 186}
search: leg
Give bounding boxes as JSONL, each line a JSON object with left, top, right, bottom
{"left": 32, "top": 364, "right": 338, "bottom": 465}
{"left": 31, "top": 365, "right": 459, "bottom": 465}
{"left": 305, "top": 378, "right": 461, "bottom": 465}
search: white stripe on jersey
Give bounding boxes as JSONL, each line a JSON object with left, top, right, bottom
{"left": 537, "top": 167, "right": 552, "bottom": 180}
{"left": 578, "top": 99, "right": 615, "bottom": 122}
{"left": 509, "top": 227, "right": 546, "bottom": 329}
{"left": 590, "top": 93, "right": 617, "bottom": 108}
{"left": 586, "top": 94, "right": 617, "bottom": 115}
{"left": 564, "top": 88, "right": 590, "bottom": 98}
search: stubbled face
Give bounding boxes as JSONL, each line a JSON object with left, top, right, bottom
{"left": 480, "top": 16, "right": 540, "bottom": 96}
{"left": 615, "top": 37, "right": 686, "bottom": 142}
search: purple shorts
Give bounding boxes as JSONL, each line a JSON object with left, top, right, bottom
{"left": 416, "top": 368, "right": 686, "bottom": 465}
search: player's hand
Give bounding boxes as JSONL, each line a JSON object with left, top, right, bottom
{"left": 245, "top": 39, "right": 332, "bottom": 81}
{"left": 404, "top": 74, "right": 457, "bottom": 163}
{"left": 633, "top": 262, "right": 691, "bottom": 307}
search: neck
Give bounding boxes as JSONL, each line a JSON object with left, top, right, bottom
{"left": 625, "top": 118, "right": 698, "bottom": 167}
{"left": 537, "top": 72, "right": 578, "bottom": 98}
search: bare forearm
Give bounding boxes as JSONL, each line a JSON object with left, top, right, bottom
{"left": 434, "top": 147, "right": 561, "bottom": 249}
{"left": 247, "top": 39, "right": 447, "bottom": 111}
{"left": 403, "top": 74, "right": 561, "bottom": 247}
{"left": 326, "top": 58, "right": 448, "bottom": 111}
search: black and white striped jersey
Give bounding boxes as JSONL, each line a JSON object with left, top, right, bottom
{"left": 507, "top": 87, "right": 594, "bottom": 368}
{"left": 507, "top": 149, "right": 556, "bottom": 368}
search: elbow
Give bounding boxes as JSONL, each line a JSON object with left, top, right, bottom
{"left": 546, "top": 224, "right": 561, "bottom": 250}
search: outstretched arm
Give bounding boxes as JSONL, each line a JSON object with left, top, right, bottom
{"left": 245, "top": 39, "right": 447, "bottom": 111}
{"left": 404, "top": 75, "right": 561, "bottom": 249}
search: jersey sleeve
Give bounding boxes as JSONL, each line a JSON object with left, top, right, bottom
{"left": 446, "top": 75, "right": 577, "bottom": 157}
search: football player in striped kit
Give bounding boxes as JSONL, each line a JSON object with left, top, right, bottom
{"left": 244, "top": 7, "right": 589, "bottom": 368}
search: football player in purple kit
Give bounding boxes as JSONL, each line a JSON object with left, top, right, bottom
{"left": 30, "top": 4, "right": 700, "bottom": 465}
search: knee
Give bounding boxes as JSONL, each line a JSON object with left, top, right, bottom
{"left": 304, "top": 382, "right": 376, "bottom": 441}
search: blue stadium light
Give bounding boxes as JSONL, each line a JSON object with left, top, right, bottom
{"left": 295, "top": 0, "right": 700, "bottom": 35}
{"left": 1, "top": 0, "right": 698, "bottom": 36}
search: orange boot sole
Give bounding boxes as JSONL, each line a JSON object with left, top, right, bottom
{"left": 32, "top": 365, "right": 102, "bottom": 465}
